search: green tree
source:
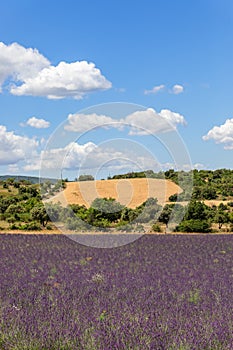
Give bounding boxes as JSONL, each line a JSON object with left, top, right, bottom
{"left": 175, "top": 219, "right": 211, "bottom": 233}
{"left": 90, "top": 197, "right": 124, "bottom": 224}
{"left": 184, "top": 200, "right": 210, "bottom": 221}
{"left": 214, "top": 210, "right": 228, "bottom": 229}
{"left": 45, "top": 203, "right": 62, "bottom": 222}
{"left": 158, "top": 204, "right": 173, "bottom": 228}
{"left": 31, "top": 205, "right": 49, "bottom": 227}
{"left": 78, "top": 174, "right": 94, "bottom": 181}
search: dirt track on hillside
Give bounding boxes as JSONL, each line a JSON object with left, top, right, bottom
{"left": 45, "top": 178, "right": 182, "bottom": 208}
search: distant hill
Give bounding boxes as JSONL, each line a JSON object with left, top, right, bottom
{"left": 0, "top": 175, "right": 58, "bottom": 184}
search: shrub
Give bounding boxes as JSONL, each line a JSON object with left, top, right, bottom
{"left": 6, "top": 216, "right": 16, "bottom": 223}
{"left": 175, "top": 219, "right": 211, "bottom": 233}
{"left": 19, "top": 222, "right": 42, "bottom": 231}
{"left": 135, "top": 224, "right": 145, "bottom": 233}
{"left": 169, "top": 193, "right": 178, "bottom": 202}
{"left": 151, "top": 223, "right": 162, "bottom": 232}
{"left": 65, "top": 217, "right": 88, "bottom": 231}
{"left": 9, "top": 223, "right": 21, "bottom": 230}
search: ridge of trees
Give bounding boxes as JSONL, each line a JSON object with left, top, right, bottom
{"left": 1, "top": 169, "right": 233, "bottom": 233}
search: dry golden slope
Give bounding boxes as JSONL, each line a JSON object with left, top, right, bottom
{"left": 47, "top": 178, "right": 182, "bottom": 208}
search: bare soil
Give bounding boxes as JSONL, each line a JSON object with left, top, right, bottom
{"left": 45, "top": 178, "right": 182, "bottom": 208}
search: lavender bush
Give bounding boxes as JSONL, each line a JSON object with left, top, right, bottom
{"left": 0, "top": 234, "right": 233, "bottom": 349}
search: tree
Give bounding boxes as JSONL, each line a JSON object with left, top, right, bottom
{"left": 135, "top": 197, "right": 161, "bottom": 223}
{"left": 6, "top": 203, "right": 24, "bottom": 215}
{"left": 78, "top": 175, "right": 94, "bottom": 181}
{"left": 184, "top": 200, "right": 210, "bottom": 221}
{"left": 214, "top": 210, "right": 228, "bottom": 229}
{"left": 202, "top": 186, "right": 217, "bottom": 200}
{"left": 158, "top": 205, "right": 173, "bottom": 228}
{"left": 90, "top": 197, "right": 124, "bottom": 223}
{"left": 175, "top": 219, "right": 211, "bottom": 233}
{"left": 45, "top": 203, "right": 62, "bottom": 222}
{"left": 169, "top": 193, "right": 178, "bottom": 202}
{"left": 31, "top": 205, "right": 49, "bottom": 227}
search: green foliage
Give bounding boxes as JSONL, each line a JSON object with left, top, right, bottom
{"left": 6, "top": 216, "right": 17, "bottom": 223}
{"left": 214, "top": 210, "right": 228, "bottom": 229}
{"left": 175, "top": 219, "right": 211, "bottom": 233}
{"left": 109, "top": 168, "right": 233, "bottom": 201}
{"left": 158, "top": 205, "right": 173, "bottom": 226}
{"left": 91, "top": 197, "right": 124, "bottom": 223}
{"left": 169, "top": 204, "right": 186, "bottom": 224}
{"left": 135, "top": 224, "right": 145, "bottom": 232}
{"left": 169, "top": 193, "right": 178, "bottom": 202}
{"left": 68, "top": 204, "right": 87, "bottom": 216}
{"left": 110, "top": 170, "right": 163, "bottom": 180}
{"left": 45, "top": 203, "right": 62, "bottom": 222}
{"left": 65, "top": 217, "right": 89, "bottom": 231}
{"left": 6, "top": 203, "right": 24, "bottom": 215}
{"left": 1, "top": 169, "right": 233, "bottom": 232}
{"left": 135, "top": 197, "right": 161, "bottom": 223}
{"left": 151, "top": 223, "right": 162, "bottom": 232}
{"left": 192, "top": 186, "right": 217, "bottom": 200}
{"left": 31, "top": 205, "right": 49, "bottom": 227}
{"left": 164, "top": 169, "right": 178, "bottom": 183}
{"left": 184, "top": 200, "right": 210, "bottom": 221}
{"left": 20, "top": 222, "right": 42, "bottom": 231}
{"left": 0, "top": 197, "right": 18, "bottom": 213}
{"left": 77, "top": 174, "right": 94, "bottom": 181}
{"left": 40, "top": 179, "right": 65, "bottom": 198}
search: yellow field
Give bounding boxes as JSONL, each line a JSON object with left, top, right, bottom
{"left": 46, "top": 178, "right": 182, "bottom": 208}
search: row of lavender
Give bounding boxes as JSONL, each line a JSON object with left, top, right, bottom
{"left": 1, "top": 234, "right": 233, "bottom": 349}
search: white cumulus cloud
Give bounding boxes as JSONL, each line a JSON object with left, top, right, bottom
{"left": 11, "top": 61, "right": 112, "bottom": 99}
{"left": 26, "top": 117, "right": 50, "bottom": 129}
{"left": 28, "top": 141, "right": 159, "bottom": 173}
{"left": 124, "top": 108, "right": 186, "bottom": 135}
{"left": 65, "top": 112, "right": 120, "bottom": 132}
{"left": 203, "top": 118, "right": 233, "bottom": 149}
{"left": 0, "top": 42, "right": 112, "bottom": 99}
{"left": 25, "top": 142, "right": 97, "bottom": 171}
{"left": 171, "top": 84, "right": 184, "bottom": 94}
{"left": 0, "top": 42, "right": 49, "bottom": 91}
{"left": 65, "top": 108, "right": 186, "bottom": 135}
{"left": 144, "top": 84, "right": 165, "bottom": 95}
{"left": 0, "top": 125, "right": 38, "bottom": 165}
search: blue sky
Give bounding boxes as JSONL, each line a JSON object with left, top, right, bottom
{"left": 0, "top": 0, "right": 233, "bottom": 179}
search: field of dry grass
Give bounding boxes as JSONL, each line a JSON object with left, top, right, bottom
{"left": 46, "top": 178, "right": 182, "bottom": 208}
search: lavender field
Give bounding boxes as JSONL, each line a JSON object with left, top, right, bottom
{"left": 1, "top": 234, "right": 233, "bottom": 349}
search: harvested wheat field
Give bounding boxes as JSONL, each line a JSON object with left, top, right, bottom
{"left": 46, "top": 178, "right": 182, "bottom": 208}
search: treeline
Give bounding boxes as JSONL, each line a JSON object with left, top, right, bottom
{"left": 109, "top": 169, "right": 163, "bottom": 180}
{"left": 1, "top": 183, "right": 233, "bottom": 233}
{"left": 109, "top": 168, "right": 233, "bottom": 201}
{"left": 0, "top": 175, "right": 59, "bottom": 184}
{"left": 1, "top": 171, "right": 233, "bottom": 233}
{"left": 0, "top": 187, "right": 163, "bottom": 232}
